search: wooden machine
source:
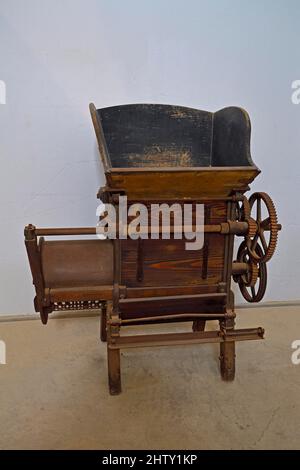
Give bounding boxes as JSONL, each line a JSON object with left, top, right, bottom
{"left": 24, "top": 104, "right": 281, "bottom": 394}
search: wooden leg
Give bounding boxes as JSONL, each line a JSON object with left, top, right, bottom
{"left": 100, "top": 304, "right": 107, "bottom": 342}
{"left": 192, "top": 319, "right": 206, "bottom": 332}
{"left": 219, "top": 315, "right": 236, "bottom": 381}
{"left": 219, "top": 341, "right": 235, "bottom": 381}
{"left": 106, "top": 301, "right": 122, "bottom": 395}
{"left": 107, "top": 346, "right": 121, "bottom": 395}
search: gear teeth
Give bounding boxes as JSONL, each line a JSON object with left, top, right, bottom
{"left": 247, "top": 217, "right": 257, "bottom": 238}
{"left": 246, "top": 262, "right": 259, "bottom": 287}
{"left": 234, "top": 240, "right": 268, "bottom": 302}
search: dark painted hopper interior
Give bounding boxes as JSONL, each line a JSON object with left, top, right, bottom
{"left": 95, "top": 104, "right": 255, "bottom": 168}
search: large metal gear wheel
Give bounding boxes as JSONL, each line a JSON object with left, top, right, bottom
{"left": 246, "top": 192, "right": 279, "bottom": 263}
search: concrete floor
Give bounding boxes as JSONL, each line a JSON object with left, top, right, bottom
{"left": 0, "top": 305, "right": 300, "bottom": 450}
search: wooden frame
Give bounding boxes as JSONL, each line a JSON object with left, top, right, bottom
{"left": 24, "top": 103, "right": 281, "bottom": 394}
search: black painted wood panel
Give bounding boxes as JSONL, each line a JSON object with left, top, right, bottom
{"left": 99, "top": 104, "right": 213, "bottom": 168}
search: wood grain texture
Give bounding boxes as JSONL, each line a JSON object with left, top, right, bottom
{"left": 119, "top": 295, "right": 226, "bottom": 318}
{"left": 121, "top": 235, "right": 225, "bottom": 288}
{"left": 107, "top": 167, "right": 259, "bottom": 198}
{"left": 120, "top": 201, "right": 227, "bottom": 288}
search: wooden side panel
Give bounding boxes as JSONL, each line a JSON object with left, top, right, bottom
{"left": 107, "top": 167, "right": 259, "bottom": 199}
{"left": 212, "top": 107, "right": 253, "bottom": 167}
{"left": 121, "top": 202, "right": 227, "bottom": 288}
{"left": 120, "top": 296, "right": 226, "bottom": 319}
{"left": 121, "top": 235, "right": 225, "bottom": 287}
{"left": 126, "top": 200, "right": 226, "bottom": 222}
{"left": 99, "top": 104, "right": 213, "bottom": 168}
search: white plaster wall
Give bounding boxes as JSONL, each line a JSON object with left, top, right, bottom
{"left": 0, "top": 0, "right": 299, "bottom": 314}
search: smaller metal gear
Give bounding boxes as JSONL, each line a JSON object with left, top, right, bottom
{"left": 233, "top": 241, "right": 267, "bottom": 302}
{"left": 242, "top": 262, "right": 259, "bottom": 287}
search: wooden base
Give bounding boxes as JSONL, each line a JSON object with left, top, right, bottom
{"left": 103, "top": 313, "right": 264, "bottom": 393}
{"left": 104, "top": 291, "right": 262, "bottom": 393}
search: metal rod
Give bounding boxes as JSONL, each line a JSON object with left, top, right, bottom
{"left": 33, "top": 222, "right": 248, "bottom": 237}
{"left": 35, "top": 225, "right": 224, "bottom": 236}
{"left": 232, "top": 262, "right": 249, "bottom": 275}
{"left": 35, "top": 227, "right": 97, "bottom": 236}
